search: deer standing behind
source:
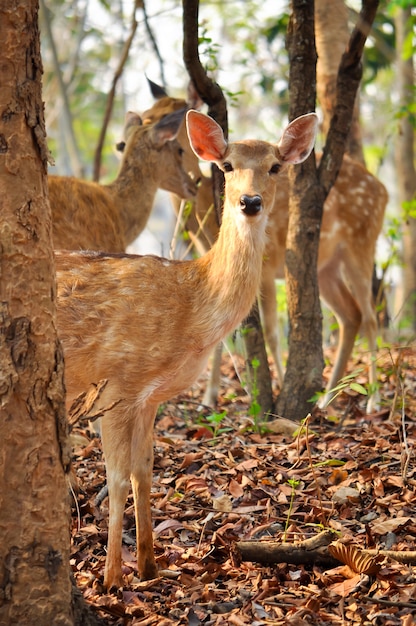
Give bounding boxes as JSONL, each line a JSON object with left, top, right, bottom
{"left": 48, "top": 109, "right": 197, "bottom": 252}
{"left": 144, "top": 83, "right": 388, "bottom": 413}
{"left": 133, "top": 81, "right": 218, "bottom": 255}
{"left": 55, "top": 110, "right": 318, "bottom": 589}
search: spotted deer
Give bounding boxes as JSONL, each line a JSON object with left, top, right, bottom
{"left": 144, "top": 83, "right": 388, "bottom": 413}
{"left": 55, "top": 110, "right": 318, "bottom": 589}
{"left": 123, "top": 81, "right": 218, "bottom": 255}
{"left": 48, "top": 109, "right": 197, "bottom": 252}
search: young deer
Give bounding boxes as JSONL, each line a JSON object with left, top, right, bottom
{"left": 48, "top": 109, "right": 197, "bottom": 252}
{"left": 56, "top": 110, "right": 318, "bottom": 589}
{"left": 143, "top": 84, "right": 387, "bottom": 413}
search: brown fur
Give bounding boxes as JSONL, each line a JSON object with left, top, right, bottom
{"left": 55, "top": 111, "right": 318, "bottom": 589}
{"left": 49, "top": 111, "right": 198, "bottom": 252}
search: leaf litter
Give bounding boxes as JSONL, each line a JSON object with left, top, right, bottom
{"left": 70, "top": 344, "right": 416, "bottom": 624}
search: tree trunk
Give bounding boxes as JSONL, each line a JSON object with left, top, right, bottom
{"left": 276, "top": 0, "right": 325, "bottom": 420}
{"left": 242, "top": 302, "right": 273, "bottom": 418}
{"left": 0, "top": 2, "right": 84, "bottom": 623}
{"left": 183, "top": 0, "right": 273, "bottom": 413}
{"left": 277, "top": 0, "right": 379, "bottom": 421}
{"left": 182, "top": 0, "right": 227, "bottom": 221}
{"left": 395, "top": 7, "right": 416, "bottom": 331}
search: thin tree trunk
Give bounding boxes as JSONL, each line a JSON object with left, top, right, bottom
{"left": 182, "top": 0, "right": 273, "bottom": 414}
{"left": 93, "top": 0, "right": 141, "bottom": 182}
{"left": 242, "top": 302, "right": 273, "bottom": 417}
{"left": 395, "top": 7, "right": 416, "bottom": 330}
{"left": 39, "top": 0, "right": 84, "bottom": 177}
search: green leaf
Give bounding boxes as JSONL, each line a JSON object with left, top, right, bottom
{"left": 350, "top": 382, "right": 368, "bottom": 396}
{"left": 314, "top": 459, "right": 346, "bottom": 467}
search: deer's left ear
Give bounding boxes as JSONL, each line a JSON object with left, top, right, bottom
{"left": 186, "top": 110, "right": 228, "bottom": 162}
{"left": 277, "top": 113, "right": 318, "bottom": 165}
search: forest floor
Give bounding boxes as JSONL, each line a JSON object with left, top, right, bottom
{"left": 70, "top": 342, "right": 416, "bottom": 625}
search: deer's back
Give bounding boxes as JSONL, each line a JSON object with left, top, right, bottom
{"left": 264, "top": 155, "right": 387, "bottom": 279}
{"left": 49, "top": 176, "right": 126, "bottom": 252}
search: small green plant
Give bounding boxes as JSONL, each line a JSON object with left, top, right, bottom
{"left": 310, "top": 368, "right": 369, "bottom": 408}
{"left": 283, "top": 478, "right": 300, "bottom": 541}
{"left": 197, "top": 410, "right": 232, "bottom": 440}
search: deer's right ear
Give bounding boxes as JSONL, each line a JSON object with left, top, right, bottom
{"left": 123, "top": 111, "right": 143, "bottom": 142}
{"left": 125, "top": 111, "right": 143, "bottom": 128}
{"left": 186, "top": 110, "right": 227, "bottom": 162}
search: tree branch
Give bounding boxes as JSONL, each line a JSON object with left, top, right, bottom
{"left": 92, "top": 0, "right": 141, "bottom": 182}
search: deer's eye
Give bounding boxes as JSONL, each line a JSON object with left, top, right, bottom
{"left": 178, "top": 147, "right": 185, "bottom": 157}
{"left": 223, "top": 162, "right": 233, "bottom": 172}
{"left": 269, "top": 163, "right": 281, "bottom": 174}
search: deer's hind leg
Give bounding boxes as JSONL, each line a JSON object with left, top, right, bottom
{"left": 318, "top": 259, "right": 362, "bottom": 409}
{"left": 130, "top": 403, "right": 159, "bottom": 580}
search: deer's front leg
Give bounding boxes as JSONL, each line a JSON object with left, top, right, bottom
{"left": 101, "top": 411, "right": 132, "bottom": 590}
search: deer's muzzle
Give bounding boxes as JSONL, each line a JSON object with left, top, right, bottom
{"left": 240, "top": 194, "right": 262, "bottom": 216}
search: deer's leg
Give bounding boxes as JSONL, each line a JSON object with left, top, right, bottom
{"left": 260, "top": 271, "right": 284, "bottom": 387}
{"left": 360, "top": 306, "right": 379, "bottom": 413}
{"left": 100, "top": 410, "right": 132, "bottom": 590}
{"left": 202, "top": 342, "right": 223, "bottom": 407}
{"left": 342, "top": 265, "right": 379, "bottom": 413}
{"left": 318, "top": 263, "right": 362, "bottom": 408}
{"left": 130, "top": 405, "right": 159, "bottom": 580}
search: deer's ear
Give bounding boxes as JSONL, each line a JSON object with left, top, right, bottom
{"left": 123, "top": 111, "right": 143, "bottom": 141}
{"left": 151, "top": 108, "right": 187, "bottom": 145}
{"left": 186, "top": 110, "right": 227, "bottom": 162}
{"left": 146, "top": 75, "right": 168, "bottom": 100}
{"left": 277, "top": 113, "right": 318, "bottom": 165}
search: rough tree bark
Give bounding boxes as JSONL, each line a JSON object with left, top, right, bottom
{"left": 182, "top": 0, "right": 273, "bottom": 415}
{"left": 395, "top": 7, "right": 416, "bottom": 331}
{"left": 276, "top": 1, "right": 324, "bottom": 421}
{"left": 276, "top": 0, "right": 380, "bottom": 421}
{"left": 0, "top": 1, "right": 73, "bottom": 622}
{"left": 182, "top": 0, "right": 227, "bottom": 220}
{"left": 0, "top": 2, "right": 104, "bottom": 624}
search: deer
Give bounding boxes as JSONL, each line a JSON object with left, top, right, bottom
{"left": 137, "top": 79, "right": 219, "bottom": 255}
{"left": 48, "top": 109, "right": 198, "bottom": 252}
{"left": 143, "top": 82, "right": 388, "bottom": 413}
{"left": 55, "top": 110, "right": 318, "bottom": 589}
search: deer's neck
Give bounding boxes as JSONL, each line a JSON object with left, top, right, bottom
{"left": 194, "top": 203, "right": 269, "bottom": 345}
{"left": 106, "top": 149, "right": 159, "bottom": 247}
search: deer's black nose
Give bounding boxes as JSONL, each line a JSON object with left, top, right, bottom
{"left": 240, "top": 195, "right": 262, "bottom": 216}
